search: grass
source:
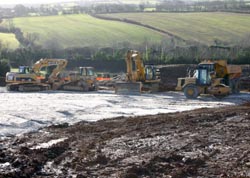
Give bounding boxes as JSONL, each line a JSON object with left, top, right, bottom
{"left": 1, "top": 12, "right": 250, "bottom": 50}
{"left": 0, "top": 32, "right": 20, "bottom": 50}
{"left": 100, "top": 12, "right": 250, "bottom": 45}
{"left": 1, "top": 14, "right": 169, "bottom": 49}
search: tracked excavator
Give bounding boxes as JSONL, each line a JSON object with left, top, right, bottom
{"left": 6, "top": 58, "right": 68, "bottom": 92}
{"left": 115, "top": 50, "right": 160, "bottom": 94}
{"left": 176, "top": 60, "right": 242, "bottom": 99}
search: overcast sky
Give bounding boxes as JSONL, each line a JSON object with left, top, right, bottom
{"left": 0, "top": 0, "right": 74, "bottom": 5}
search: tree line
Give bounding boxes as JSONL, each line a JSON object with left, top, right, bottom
{"left": 1, "top": 0, "right": 250, "bottom": 19}
{"left": 0, "top": 36, "right": 250, "bottom": 75}
{"left": 156, "top": 0, "right": 250, "bottom": 13}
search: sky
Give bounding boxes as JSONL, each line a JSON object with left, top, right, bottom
{"left": 0, "top": 0, "right": 74, "bottom": 5}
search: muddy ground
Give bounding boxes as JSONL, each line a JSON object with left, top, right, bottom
{"left": 0, "top": 103, "right": 250, "bottom": 178}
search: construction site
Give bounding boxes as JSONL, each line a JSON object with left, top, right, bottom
{"left": 0, "top": 51, "right": 250, "bottom": 177}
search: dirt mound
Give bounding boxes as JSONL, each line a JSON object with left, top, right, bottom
{"left": 97, "top": 65, "right": 195, "bottom": 91}
{"left": 159, "top": 64, "right": 195, "bottom": 91}
{"left": 0, "top": 104, "right": 250, "bottom": 177}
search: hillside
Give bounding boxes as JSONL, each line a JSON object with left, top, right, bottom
{"left": 0, "top": 14, "right": 169, "bottom": 49}
{"left": 0, "top": 32, "right": 20, "bottom": 50}
{"left": 99, "top": 12, "right": 250, "bottom": 46}
{"left": 1, "top": 12, "right": 250, "bottom": 51}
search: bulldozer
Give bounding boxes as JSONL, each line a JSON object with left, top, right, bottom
{"left": 59, "top": 66, "right": 98, "bottom": 91}
{"left": 176, "top": 60, "right": 242, "bottom": 99}
{"left": 115, "top": 50, "right": 160, "bottom": 94}
{"left": 6, "top": 58, "right": 68, "bottom": 92}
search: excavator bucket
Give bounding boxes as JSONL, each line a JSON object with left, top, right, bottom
{"left": 115, "top": 82, "right": 142, "bottom": 94}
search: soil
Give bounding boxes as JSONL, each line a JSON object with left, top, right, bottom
{"left": 0, "top": 103, "right": 250, "bottom": 178}
{"left": 1, "top": 65, "right": 250, "bottom": 177}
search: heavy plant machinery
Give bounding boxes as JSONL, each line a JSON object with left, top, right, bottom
{"left": 176, "top": 60, "right": 242, "bottom": 99}
{"left": 59, "top": 66, "right": 98, "bottom": 91}
{"left": 115, "top": 50, "right": 160, "bottom": 93}
{"left": 6, "top": 58, "right": 68, "bottom": 92}
{"left": 96, "top": 73, "right": 111, "bottom": 81}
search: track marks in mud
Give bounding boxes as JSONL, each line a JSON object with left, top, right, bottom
{"left": 0, "top": 105, "right": 250, "bottom": 177}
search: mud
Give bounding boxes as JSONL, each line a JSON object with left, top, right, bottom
{"left": 0, "top": 103, "right": 250, "bottom": 178}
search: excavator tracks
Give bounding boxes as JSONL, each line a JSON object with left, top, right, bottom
{"left": 7, "top": 83, "right": 50, "bottom": 92}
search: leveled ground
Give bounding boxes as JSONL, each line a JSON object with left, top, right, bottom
{"left": 0, "top": 103, "right": 249, "bottom": 177}
{"left": 1, "top": 86, "right": 250, "bottom": 138}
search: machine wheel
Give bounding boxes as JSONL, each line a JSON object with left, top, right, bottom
{"left": 212, "top": 84, "right": 230, "bottom": 99}
{"left": 184, "top": 85, "right": 199, "bottom": 99}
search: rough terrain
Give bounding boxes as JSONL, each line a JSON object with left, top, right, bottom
{"left": 1, "top": 64, "right": 250, "bottom": 178}
{"left": 0, "top": 103, "right": 250, "bottom": 178}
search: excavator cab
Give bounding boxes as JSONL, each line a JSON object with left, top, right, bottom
{"left": 6, "top": 58, "right": 68, "bottom": 92}
{"left": 145, "top": 65, "right": 160, "bottom": 81}
{"left": 198, "top": 63, "right": 215, "bottom": 73}
{"left": 176, "top": 60, "right": 240, "bottom": 99}
{"left": 79, "top": 67, "right": 95, "bottom": 76}
{"left": 19, "top": 66, "right": 30, "bottom": 74}
{"left": 196, "top": 67, "right": 212, "bottom": 86}
{"left": 115, "top": 50, "right": 160, "bottom": 94}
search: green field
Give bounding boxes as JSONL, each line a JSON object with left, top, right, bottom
{"left": 101, "top": 12, "right": 250, "bottom": 45}
{"left": 0, "top": 32, "right": 20, "bottom": 50}
{"left": 1, "top": 12, "right": 250, "bottom": 50}
{"left": 1, "top": 14, "right": 169, "bottom": 49}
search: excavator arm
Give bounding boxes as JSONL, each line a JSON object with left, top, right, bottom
{"left": 115, "top": 50, "right": 160, "bottom": 94}
{"left": 32, "top": 58, "right": 68, "bottom": 83}
{"left": 6, "top": 58, "right": 68, "bottom": 92}
{"left": 125, "top": 50, "right": 145, "bottom": 82}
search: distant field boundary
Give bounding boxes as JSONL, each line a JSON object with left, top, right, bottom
{"left": 92, "top": 14, "right": 189, "bottom": 44}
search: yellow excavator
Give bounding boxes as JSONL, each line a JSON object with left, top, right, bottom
{"left": 6, "top": 58, "right": 68, "bottom": 92}
{"left": 176, "top": 60, "right": 242, "bottom": 99}
{"left": 115, "top": 50, "right": 160, "bottom": 94}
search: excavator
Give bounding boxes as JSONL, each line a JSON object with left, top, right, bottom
{"left": 6, "top": 58, "right": 68, "bottom": 92}
{"left": 176, "top": 60, "right": 242, "bottom": 99}
{"left": 115, "top": 50, "right": 160, "bottom": 94}
{"left": 6, "top": 58, "right": 98, "bottom": 92}
{"left": 59, "top": 66, "right": 98, "bottom": 91}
